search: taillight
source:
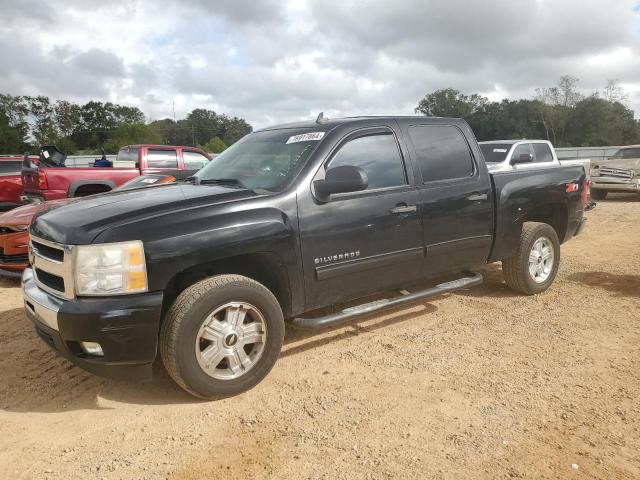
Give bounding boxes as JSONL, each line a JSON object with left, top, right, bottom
{"left": 38, "top": 170, "right": 48, "bottom": 189}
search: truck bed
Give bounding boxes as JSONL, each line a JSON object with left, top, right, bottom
{"left": 489, "top": 164, "right": 587, "bottom": 262}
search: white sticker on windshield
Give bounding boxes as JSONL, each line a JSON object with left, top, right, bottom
{"left": 286, "top": 132, "right": 325, "bottom": 144}
{"left": 493, "top": 148, "right": 507, "bottom": 153}
{"left": 42, "top": 150, "right": 50, "bottom": 158}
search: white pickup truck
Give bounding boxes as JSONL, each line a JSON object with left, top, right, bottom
{"left": 479, "top": 140, "right": 591, "bottom": 181}
{"left": 589, "top": 145, "right": 640, "bottom": 199}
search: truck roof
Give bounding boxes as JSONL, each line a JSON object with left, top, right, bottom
{"left": 119, "top": 144, "right": 207, "bottom": 150}
{"left": 478, "top": 139, "right": 551, "bottom": 144}
{"left": 256, "top": 115, "right": 468, "bottom": 132}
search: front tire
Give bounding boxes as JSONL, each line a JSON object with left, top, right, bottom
{"left": 160, "top": 275, "right": 285, "bottom": 399}
{"left": 502, "top": 222, "right": 560, "bottom": 295}
{"left": 590, "top": 189, "right": 607, "bottom": 200}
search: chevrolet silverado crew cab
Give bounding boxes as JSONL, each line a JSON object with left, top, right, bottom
{"left": 22, "top": 116, "right": 588, "bottom": 399}
{"left": 21, "top": 145, "right": 211, "bottom": 203}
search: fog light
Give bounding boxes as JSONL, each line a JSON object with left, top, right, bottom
{"left": 80, "top": 342, "right": 104, "bottom": 357}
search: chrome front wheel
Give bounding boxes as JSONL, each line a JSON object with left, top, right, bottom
{"left": 195, "top": 302, "right": 267, "bottom": 380}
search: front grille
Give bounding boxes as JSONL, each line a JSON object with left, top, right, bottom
{"left": 30, "top": 235, "right": 74, "bottom": 299}
{"left": 0, "top": 247, "right": 28, "bottom": 264}
{"left": 35, "top": 268, "right": 65, "bottom": 292}
{"left": 599, "top": 167, "right": 633, "bottom": 179}
{"left": 32, "top": 240, "right": 64, "bottom": 262}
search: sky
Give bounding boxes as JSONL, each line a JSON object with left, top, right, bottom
{"left": 1, "top": 0, "right": 639, "bottom": 128}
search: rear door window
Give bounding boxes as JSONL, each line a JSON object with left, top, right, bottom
{"left": 183, "top": 151, "right": 210, "bottom": 170}
{"left": 328, "top": 133, "right": 407, "bottom": 190}
{"left": 532, "top": 143, "right": 553, "bottom": 163}
{"left": 0, "top": 161, "right": 22, "bottom": 176}
{"left": 408, "top": 125, "right": 474, "bottom": 182}
{"left": 147, "top": 149, "right": 178, "bottom": 168}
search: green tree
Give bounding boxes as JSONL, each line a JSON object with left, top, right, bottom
{"left": 202, "top": 136, "right": 228, "bottom": 153}
{"left": 186, "top": 108, "right": 222, "bottom": 145}
{"left": 415, "top": 88, "right": 488, "bottom": 117}
{"left": 220, "top": 116, "right": 252, "bottom": 145}
{"left": 102, "top": 123, "right": 162, "bottom": 154}
{"left": 566, "top": 97, "right": 638, "bottom": 146}
{"left": 0, "top": 111, "right": 25, "bottom": 153}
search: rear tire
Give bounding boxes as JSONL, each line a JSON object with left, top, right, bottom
{"left": 590, "top": 189, "right": 607, "bottom": 200}
{"left": 502, "top": 222, "right": 560, "bottom": 295}
{"left": 160, "top": 274, "right": 285, "bottom": 399}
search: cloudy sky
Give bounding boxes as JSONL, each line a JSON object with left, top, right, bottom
{"left": 1, "top": 0, "right": 639, "bottom": 128}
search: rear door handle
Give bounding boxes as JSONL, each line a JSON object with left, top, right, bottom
{"left": 390, "top": 204, "right": 417, "bottom": 214}
{"left": 467, "top": 193, "right": 488, "bottom": 202}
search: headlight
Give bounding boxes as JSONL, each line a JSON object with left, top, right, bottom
{"left": 591, "top": 166, "right": 600, "bottom": 177}
{"left": 3, "top": 225, "right": 29, "bottom": 232}
{"left": 74, "top": 241, "right": 147, "bottom": 296}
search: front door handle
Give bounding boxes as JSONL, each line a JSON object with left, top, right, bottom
{"left": 390, "top": 204, "right": 417, "bottom": 214}
{"left": 467, "top": 193, "right": 488, "bottom": 202}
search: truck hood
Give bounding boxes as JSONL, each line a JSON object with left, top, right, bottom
{"left": 30, "top": 183, "right": 256, "bottom": 245}
{"left": 597, "top": 158, "right": 640, "bottom": 171}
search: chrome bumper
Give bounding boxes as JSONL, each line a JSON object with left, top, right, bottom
{"left": 590, "top": 177, "right": 640, "bottom": 192}
{"left": 22, "top": 268, "right": 61, "bottom": 331}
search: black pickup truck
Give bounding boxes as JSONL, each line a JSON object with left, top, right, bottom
{"left": 22, "top": 116, "right": 588, "bottom": 398}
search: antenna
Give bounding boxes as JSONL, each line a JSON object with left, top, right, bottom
{"left": 316, "top": 112, "right": 328, "bottom": 124}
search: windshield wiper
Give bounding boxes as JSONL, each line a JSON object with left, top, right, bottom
{"left": 197, "top": 178, "right": 249, "bottom": 189}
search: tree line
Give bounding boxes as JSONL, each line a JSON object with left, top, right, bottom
{"left": 415, "top": 76, "right": 640, "bottom": 147}
{"left": 0, "top": 94, "right": 252, "bottom": 155}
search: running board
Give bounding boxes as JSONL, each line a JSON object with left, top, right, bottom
{"left": 291, "top": 272, "right": 483, "bottom": 330}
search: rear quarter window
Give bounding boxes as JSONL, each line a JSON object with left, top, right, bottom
{"left": 116, "top": 147, "right": 139, "bottom": 166}
{"left": 0, "top": 160, "right": 22, "bottom": 176}
{"left": 532, "top": 143, "right": 554, "bottom": 163}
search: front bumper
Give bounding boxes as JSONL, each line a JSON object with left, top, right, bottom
{"left": 590, "top": 177, "right": 640, "bottom": 193}
{"left": 22, "top": 268, "right": 164, "bottom": 380}
{"left": 0, "top": 230, "right": 29, "bottom": 274}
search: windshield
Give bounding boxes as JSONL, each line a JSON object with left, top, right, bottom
{"left": 194, "top": 128, "right": 325, "bottom": 191}
{"left": 480, "top": 143, "right": 513, "bottom": 163}
{"left": 610, "top": 147, "right": 640, "bottom": 159}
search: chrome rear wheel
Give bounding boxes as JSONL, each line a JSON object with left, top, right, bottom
{"left": 528, "top": 236, "right": 554, "bottom": 283}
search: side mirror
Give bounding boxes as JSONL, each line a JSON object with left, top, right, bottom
{"left": 512, "top": 153, "right": 533, "bottom": 165}
{"left": 313, "top": 165, "right": 368, "bottom": 202}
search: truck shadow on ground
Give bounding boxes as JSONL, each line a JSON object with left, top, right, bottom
{"left": 598, "top": 193, "right": 640, "bottom": 203}
{"left": 567, "top": 271, "right": 640, "bottom": 298}
{"left": 0, "top": 300, "right": 436, "bottom": 413}
{"left": 453, "top": 263, "right": 519, "bottom": 299}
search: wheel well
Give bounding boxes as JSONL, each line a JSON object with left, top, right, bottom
{"left": 162, "top": 253, "right": 292, "bottom": 319}
{"left": 525, "top": 203, "right": 568, "bottom": 244}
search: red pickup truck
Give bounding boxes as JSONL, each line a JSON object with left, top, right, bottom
{"left": 1, "top": 156, "right": 39, "bottom": 212}
{"left": 21, "top": 144, "right": 211, "bottom": 203}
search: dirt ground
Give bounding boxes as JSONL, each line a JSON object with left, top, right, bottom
{"left": 0, "top": 194, "right": 638, "bottom": 480}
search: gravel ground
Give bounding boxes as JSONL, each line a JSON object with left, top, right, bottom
{"left": 0, "top": 194, "right": 638, "bottom": 480}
